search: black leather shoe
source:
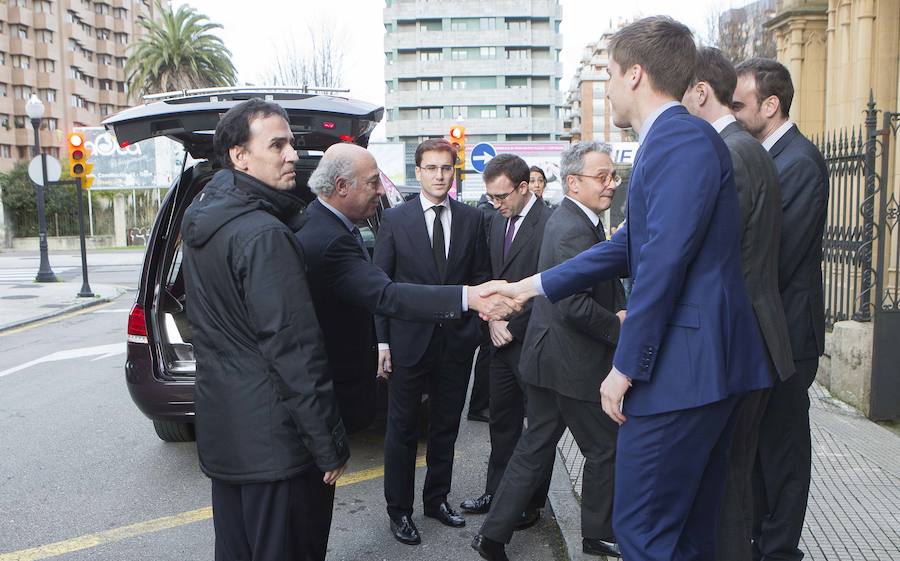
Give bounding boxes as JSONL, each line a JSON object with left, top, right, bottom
{"left": 460, "top": 493, "right": 493, "bottom": 514}
{"left": 583, "top": 537, "right": 621, "bottom": 557}
{"left": 389, "top": 515, "right": 420, "bottom": 545}
{"left": 514, "top": 508, "right": 540, "bottom": 531}
{"left": 471, "top": 534, "right": 510, "bottom": 561}
{"left": 467, "top": 408, "right": 490, "bottom": 422}
{"left": 424, "top": 501, "right": 465, "bottom": 527}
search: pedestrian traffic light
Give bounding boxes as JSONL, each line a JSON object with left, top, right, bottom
{"left": 449, "top": 125, "right": 465, "bottom": 169}
{"left": 67, "top": 132, "right": 94, "bottom": 189}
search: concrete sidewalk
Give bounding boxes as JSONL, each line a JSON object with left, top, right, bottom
{"left": 550, "top": 383, "right": 900, "bottom": 561}
{"left": 0, "top": 278, "right": 127, "bottom": 332}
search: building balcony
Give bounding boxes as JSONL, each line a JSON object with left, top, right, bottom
{"left": 97, "top": 89, "right": 118, "bottom": 105}
{"left": 386, "top": 116, "right": 560, "bottom": 138}
{"left": 579, "top": 69, "right": 608, "bottom": 82}
{"left": 34, "top": 42, "right": 53, "bottom": 59}
{"left": 386, "top": 29, "right": 562, "bottom": 51}
{"left": 7, "top": 6, "right": 34, "bottom": 27}
{"left": 0, "top": 66, "right": 12, "bottom": 85}
{"left": 73, "top": 107, "right": 100, "bottom": 127}
{"left": 33, "top": 11, "right": 58, "bottom": 31}
{"left": 96, "top": 63, "right": 117, "bottom": 81}
{"left": 9, "top": 37, "right": 35, "bottom": 56}
{"left": 112, "top": 17, "right": 130, "bottom": 34}
{"left": 387, "top": 87, "right": 561, "bottom": 108}
{"left": 95, "top": 14, "right": 112, "bottom": 30}
{"left": 385, "top": 0, "right": 562, "bottom": 20}
{"left": 11, "top": 68, "right": 37, "bottom": 86}
{"left": 35, "top": 71, "right": 56, "bottom": 89}
{"left": 387, "top": 58, "right": 562, "bottom": 79}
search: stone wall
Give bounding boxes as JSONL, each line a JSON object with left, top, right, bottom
{"left": 817, "top": 320, "right": 874, "bottom": 416}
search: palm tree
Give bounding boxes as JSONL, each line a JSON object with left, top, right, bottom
{"left": 125, "top": 1, "right": 237, "bottom": 100}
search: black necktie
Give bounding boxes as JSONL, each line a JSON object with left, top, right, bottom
{"left": 351, "top": 226, "right": 370, "bottom": 261}
{"left": 431, "top": 205, "right": 447, "bottom": 279}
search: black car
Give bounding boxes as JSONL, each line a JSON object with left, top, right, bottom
{"left": 111, "top": 88, "right": 386, "bottom": 442}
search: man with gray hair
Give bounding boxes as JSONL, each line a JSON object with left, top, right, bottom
{"left": 473, "top": 141, "right": 626, "bottom": 561}
{"left": 295, "top": 142, "right": 517, "bottom": 433}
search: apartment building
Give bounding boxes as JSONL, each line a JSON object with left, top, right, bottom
{"left": 383, "top": 0, "right": 564, "bottom": 145}
{"left": 562, "top": 26, "right": 634, "bottom": 144}
{"left": 0, "top": 0, "right": 162, "bottom": 171}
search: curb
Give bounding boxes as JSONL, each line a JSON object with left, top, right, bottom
{"left": 0, "top": 287, "right": 128, "bottom": 334}
{"left": 548, "top": 448, "right": 586, "bottom": 561}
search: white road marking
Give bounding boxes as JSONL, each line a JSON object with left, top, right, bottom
{"left": 0, "top": 343, "right": 125, "bottom": 378}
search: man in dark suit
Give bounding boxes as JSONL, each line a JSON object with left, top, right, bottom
{"left": 475, "top": 142, "right": 625, "bottom": 561}
{"left": 374, "top": 138, "right": 492, "bottom": 545}
{"left": 477, "top": 17, "right": 773, "bottom": 561}
{"left": 459, "top": 154, "right": 552, "bottom": 526}
{"left": 683, "top": 47, "right": 795, "bottom": 561}
{"left": 295, "top": 143, "right": 516, "bottom": 433}
{"left": 734, "top": 58, "right": 829, "bottom": 561}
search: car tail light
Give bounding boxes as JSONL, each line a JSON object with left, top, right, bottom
{"left": 127, "top": 303, "right": 149, "bottom": 344}
{"left": 340, "top": 134, "right": 354, "bottom": 142}
{"left": 322, "top": 121, "right": 336, "bottom": 129}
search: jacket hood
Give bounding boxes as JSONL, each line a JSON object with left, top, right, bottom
{"left": 182, "top": 169, "right": 305, "bottom": 248}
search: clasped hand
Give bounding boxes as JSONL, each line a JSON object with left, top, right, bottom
{"left": 467, "top": 280, "right": 523, "bottom": 321}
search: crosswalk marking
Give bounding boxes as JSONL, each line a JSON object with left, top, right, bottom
{"left": 0, "top": 268, "right": 70, "bottom": 285}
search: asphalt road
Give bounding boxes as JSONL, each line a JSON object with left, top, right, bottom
{"left": 0, "top": 251, "right": 567, "bottom": 561}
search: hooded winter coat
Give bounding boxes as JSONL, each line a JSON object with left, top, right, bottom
{"left": 181, "top": 168, "right": 348, "bottom": 483}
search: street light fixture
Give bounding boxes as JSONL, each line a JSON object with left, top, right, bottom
{"left": 25, "top": 93, "right": 56, "bottom": 282}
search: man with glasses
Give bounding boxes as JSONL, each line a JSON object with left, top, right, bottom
{"left": 374, "top": 138, "right": 492, "bottom": 545}
{"left": 460, "top": 154, "right": 553, "bottom": 530}
{"left": 473, "top": 143, "right": 625, "bottom": 561}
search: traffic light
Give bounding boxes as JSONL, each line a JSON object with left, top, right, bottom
{"left": 67, "top": 132, "right": 93, "bottom": 189}
{"left": 449, "top": 125, "right": 465, "bottom": 169}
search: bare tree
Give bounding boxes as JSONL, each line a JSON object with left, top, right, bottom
{"left": 705, "top": 1, "right": 777, "bottom": 64}
{"left": 263, "top": 23, "right": 345, "bottom": 89}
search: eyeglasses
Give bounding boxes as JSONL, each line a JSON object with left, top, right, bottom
{"left": 418, "top": 165, "right": 454, "bottom": 174}
{"left": 571, "top": 172, "right": 622, "bottom": 187}
{"left": 485, "top": 188, "right": 517, "bottom": 203}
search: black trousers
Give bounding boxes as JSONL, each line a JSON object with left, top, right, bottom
{"left": 384, "top": 332, "right": 472, "bottom": 519}
{"left": 467, "top": 330, "right": 492, "bottom": 414}
{"left": 211, "top": 468, "right": 335, "bottom": 561}
{"left": 717, "top": 388, "right": 771, "bottom": 561}
{"left": 485, "top": 340, "right": 530, "bottom": 497}
{"left": 752, "top": 358, "right": 818, "bottom": 561}
{"left": 481, "top": 383, "right": 617, "bottom": 544}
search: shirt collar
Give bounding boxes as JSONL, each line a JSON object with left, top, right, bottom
{"left": 565, "top": 196, "right": 600, "bottom": 227}
{"left": 317, "top": 197, "right": 356, "bottom": 232}
{"left": 712, "top": 114, "right": 737, "bottom": 134}
{"left": 638, "top": 101, "right": 681, "bottom": 143}
{"left": 762, "top": 120, "right": 794, "bottom": 152}
{"left": 420, "top": 194, "right": 451, "bottom": 213}
{"left": 517, "top": 191, "right": 537, "bottom": 219}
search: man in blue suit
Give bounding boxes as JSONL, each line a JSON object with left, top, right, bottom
{"left": 478, "top": 17, "right": 772, "bottom": 561}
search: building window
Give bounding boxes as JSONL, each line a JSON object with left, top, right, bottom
{"left": 43, "top": 117, "right": 58, "bottom": 130}
{"left": 70, "top": 94, "right": 88, "bottom": 108}
{"left": 117, "top": 81, "right": 126, "bottom": 92}
{"left": 13, "top": 85, "right": 32, "bottom": 99}
{"left": 13, "top": 0, "right": 27, "bottom": 7}
{"left": 0, "top": 114, "right": 9, "bottom": 129}
{"left": 79, "top": 22, "right": 93, "bottom": 37}
{"left": 421, "top": 79, "right": 443, "bottom": 91}
{"left": 115, "top": 57, "right": 126, "bottom": 68}
{"left": 452, "top": 76, "right": 496, "bottom": 90}
{"left": 36, "top": 59, "right": 54, "bottom": 72}
{"left": 40, "top": 88, "right": 56, "bottom": 102}
{"left": 445, "top": 106, "right": 468, "bottom": 119}
{"left": 481, "top": 17, "right": 497, "bottom": 30}
{"left": 12, "top": 55, "right": 31, "bottom": 70}
{"left": 419, "top": 49, "right": 442, "bottom": 62}
{"left": 506, "top": 18, "right": 529, "bottom": 31}
{"left": 14, "top": 116, "right": 26, "bottom": 129}
{"left": 0, "top": 52, "right": 5, "bottom": 65}
{"left": 100, "top": 79, "right": 113, "bottom": 90}
{"left": 1, "top": 145, "right": 11, "bottom": 159}
{"left": 114, "top": 32, "right": 128, "bottom": 44}
{"left": 506, "top": 77, "right": 528, "bottom": 89}
{"left": 97, "top": 28, "right": 111, "bottom": 40}
{"left": 113, "top": 7, "right": 127, "bottom": 19}
{"left": 480, "top": 47, "right": 496, "bottom": 59}
{"left": 420, "top": 107, "right": 442, "bottom": 120}
{"left": 507, "top": 48, "right": 529, "bottom": 60}
{"left": 100, "top": 104, "right": 115, "bottom": 116}
{"left": 385, "top": 80, "right": 395, "bottom": 93}
{"left": 420, "top": 20, "right": 442, "bottom": 32}
{"left": 98, "top": 54, "right": 112, "bottom": 65}
{"left": 35, "top": 29, "right": 53, "bottom": 43}
{"left": 0, "top": 83, "right": 7, "bottom": 97}
{"left": 66, "top": 11, "right": 78, "bottom": 24}
{"left": 95, "top": 2, "right": 112, "bottom": 15}
{"left": 507, "top": 106, "right": 529, "bottom": 118}
{"left": 450, "top": 18, "right": 478, "bottom": 31}
{"left": 34, "top": 0, "right": 53, "bottom": 13}
{"left": 13, "top": 25, "right": 29, "bottom": 39}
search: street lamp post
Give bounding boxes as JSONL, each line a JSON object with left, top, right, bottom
{"left": 25, "top": 94, "right": 56, "bottom": 282}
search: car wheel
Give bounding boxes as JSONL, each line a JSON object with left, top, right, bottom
{"left": 152, "top": 420, "right": 196, "bottom": 442}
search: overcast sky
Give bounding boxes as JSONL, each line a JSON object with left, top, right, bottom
{"left": 172, "top": 0, "right": 743, "bottom": 139}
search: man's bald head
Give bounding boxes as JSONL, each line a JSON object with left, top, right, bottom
{"left": 308, "top": 142, "right": 384, "bottom": 221}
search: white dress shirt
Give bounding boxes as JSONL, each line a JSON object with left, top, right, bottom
{"left": 711, "top": 114, "right": 737, "bottom": 134}
{"left": 421, "top": 194, "right": 451, "bottom": 258}
{"left": 506, "top": 191, "right": 538, "bottom": 244}
{"left": 565, "top": 195, "right": 601, "bottom": 228}
{"left": 762, "top": 120, "right": 794, "bottom": 152}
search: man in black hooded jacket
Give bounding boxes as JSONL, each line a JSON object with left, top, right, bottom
{"left": 181, "top": 99, "right": 347, "bottom": 561}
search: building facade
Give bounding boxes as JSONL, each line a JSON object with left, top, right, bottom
{"left": 717, "top": 0, "right": 777, "bottom": 63}
{"left": 561, "top": 26, "right": 634, "bottom": 144}
{"left": 382, "top": 0, "right": 564, "bottom": 145}
{"left": 0, "top": 0, "right": 163, "bottom": 172}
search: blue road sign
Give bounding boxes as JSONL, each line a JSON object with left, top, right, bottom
{"left": 470, "top": 142, "right": 497, "bottom": 173}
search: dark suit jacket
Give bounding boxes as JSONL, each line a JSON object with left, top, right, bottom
{"left": 294, "top": 199, "right": 464, "bottom": 429}
{"left": 489, "top": 197, "right": 553, "bottom": 341}
{"left": 540, "top": 105, "right": 772, "bottom": 415}
{"left": 520, "top": 198, "right": 625, "bottom": 400}
{"left": 374, "top": 195, "right": 491, "bottom": 367}
{"left": 769, "top": 124, "right": 829, "bottom": 361}
{"left": 721, "top": 121, "right": 795, "bottom": 381}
